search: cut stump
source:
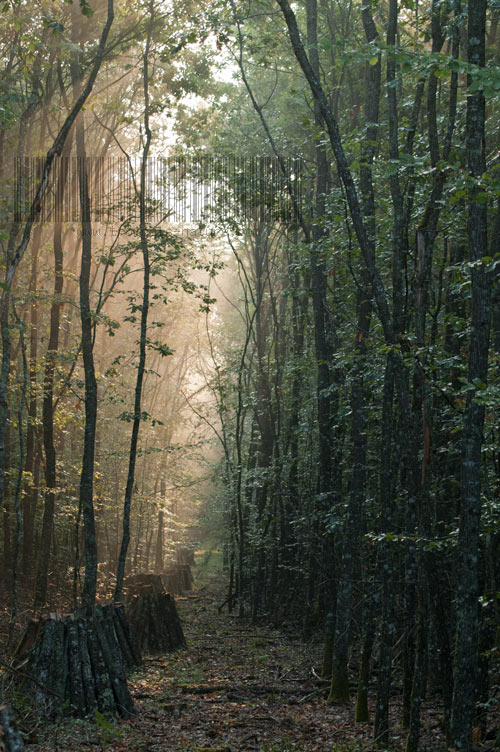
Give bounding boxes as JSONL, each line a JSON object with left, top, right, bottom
{"left": 124, "top": 573, "right": 165, "bottom": 603}
{"left": 127, "top": 591, "right": 186, "bottom": 654}
{"left": 175, "top": 546, "right": 195, "bottom": 566}
{"left": 125, "top": 564, "right": 193, "bottom": 598}
{"left": 162, "top": 564, "right": 193, "bottom": 594}
{"left": 0, "top": 706, "right": 25, "bottom": 752}
{"left": 12, "top": 604, "right": 141, "bottom": 720}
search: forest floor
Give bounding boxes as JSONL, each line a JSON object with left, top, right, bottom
{"left": 7, "top": 553, "right": 449, "bottom": 752}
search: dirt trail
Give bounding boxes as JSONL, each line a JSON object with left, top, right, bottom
{"left": 29, "top": 565, "right": 441, "bottom": 752}
{"left": 120, "top": 573, "right": 374, "bottom": 752}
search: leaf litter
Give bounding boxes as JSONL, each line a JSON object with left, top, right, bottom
{"left": 26, "top": 571, "right": 448, "bottom": 752}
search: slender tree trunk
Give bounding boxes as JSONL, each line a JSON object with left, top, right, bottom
{"left": 405, "top": 590, "right": 428, "bottom": 752}
{"left": 34, "top": 141, "right": 72, "bottom": 609}
{"left": 71, "top": 9, "right": 99, "bottom": 612}
{"left": 2, "top": 420, "right": 11, "bottom": 577}
{"left": 22, "top": 225, "right": 42, "bottom": 577}
{"left": 8, "top": 306, "right": 28, "bottom": 644}
{"left": 304, "top": 0, "right": 340, "bottom": 641}
{"left": 114, "top": 7, "right": 153, "bottom": 602}
{"left": 355, "top": 590, "right": 377, "bottom": 722}
{"left": 374, "top": 353, "right": 396, "bottom": 746}
{"left": 450, "top": 2, "right": 490, "bottom": 748}
{"left": 0, "top": 0, "right": 114, "bottom": 312}
{"left": 276, "top": 0, "right": 394, "bottom": 346}
{"left": 155, "top": 509, "right": 164, "bottom": 572}
{"left": 329, "top": 3, "right": 378, "bottom": 702}
{"left": 0, "top": 99, "right": 37, "bottom": 548}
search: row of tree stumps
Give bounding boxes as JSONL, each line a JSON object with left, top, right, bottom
{"left": 1, "top": 557, "right": 194, "bottom": 748}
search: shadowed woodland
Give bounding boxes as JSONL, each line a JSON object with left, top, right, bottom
{"left": 0, "top": 0, "right": 499, "bottom": 750}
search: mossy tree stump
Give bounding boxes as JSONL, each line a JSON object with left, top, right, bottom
{"left": 125, "top": 574, "right": 186, "bottom": 654}
{"left": 127, "top": 592, "right": 186, "bottom": 654}
{"left": 12, "top": 604, "right": 141, "bottom": 720}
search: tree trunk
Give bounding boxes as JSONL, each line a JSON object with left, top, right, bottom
{"left": 22, "top": 225, "right": 43, "bottom": 577}
{"left": 374, "top": 353, "right": 396, "bottom": 746}
{"left": 154, "top": 509, "right": 164, "bottom": 572}
{"left": 114, "top": 8, "right": 153, "bottom": 602}
{"left": 34, "top": 143, "right": 72, "bottom": 609}
{"left": 450, "top": 2, "right": 490, "bottom": 748}
{"left": 71, "top": 9, "right": 98, "bottom": 612}
{"left": 329, "top": 3, "right": 378, "bottom": 702}
{"left": 301, "top": 0, "right": 342, "bottom": 645}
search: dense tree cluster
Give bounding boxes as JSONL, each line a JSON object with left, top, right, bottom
{"left": 190, "top": 1, "right": 500, "bottom": 749}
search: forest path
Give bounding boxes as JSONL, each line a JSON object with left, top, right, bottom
{"left": 31, "top": 560, "right": 408, "bottom": 752}
{"left": 119, "top": 567, "right": 374, "bottom": 752}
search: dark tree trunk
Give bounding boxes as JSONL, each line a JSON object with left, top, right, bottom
{"left": 405, "top": 585, "right": 428, "bottom": 752}
{"left": 34, "top": 143, "right": 72, "bottom": 609}
{"left": 22, "top": 225, "right": 43, "bottom": 577}
{"left": 374, "top": 353, "right": 396, "bottom": 746}
{"left": 71, "top": 11, "right": 98, "bottom": 611}
{"left": 329, "top": 2, "right": 378, "bottom": 702}
{"left": 302, "top": 0, "right": 341, "bottom": 644}
{"left": 451, "top": 2, "right": 490, "bottom": 748}
{"left": 115, "top": 9, "right": 153, "bottom": 602}
{"left": 305, "top": 0, "right": 334, "bottom": 506}
{"left": 2, "top": 421, "right": 11, "bottom": 578}
{"left": 0, "top": 102, "right": 36, "bottom": 571}
{"left": 355, "top": 597, "right": 377, "bottom": 722}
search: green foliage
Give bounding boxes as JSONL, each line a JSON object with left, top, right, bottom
{"left": 93, "top": 710, "right": 122, "bottom": 748}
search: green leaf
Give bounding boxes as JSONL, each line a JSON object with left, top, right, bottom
{"left": 42, "top": 18, "right": 64, "bottom": 33}
{"left": 79, "top": 0, "right": 94, "bottom": 17}
{"left": 94, "top": 710, "right": 114, "bottom": 732}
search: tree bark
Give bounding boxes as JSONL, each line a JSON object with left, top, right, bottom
{"left": 329, "top": 2, "right": 378, "bottom": 703}
{"left": 71, "top": 7, "right": 99, "bottom": 612}
{"left": 114, "top": 4, "right": 153, "bottom": 603}
{"left": 450, "top": 2, "right": 490, "bottom": 748}
{"left": 22, "top": 225, "right": 42, "bottom": 577}
{"left": 374, "top": 353, "right": 397, "bottom": 745}
{"left": 34, "top": 139, "right": 72, "bottom": 609}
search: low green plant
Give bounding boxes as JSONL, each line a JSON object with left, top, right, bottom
{"left": 94, "top": 709, "right": 122, "bottom": 750}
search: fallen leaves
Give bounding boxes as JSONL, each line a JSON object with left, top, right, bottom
{"left": 23, "top": 571, "right": 450, "bottom": 752}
